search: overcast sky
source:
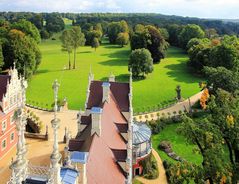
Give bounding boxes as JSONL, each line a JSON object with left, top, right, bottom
{"left": 0, "top": 0, "right": 238, "bottom": 19}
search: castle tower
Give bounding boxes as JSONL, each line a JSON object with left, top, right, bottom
{"left": 48, "top": 80, "right": 62, "bottom": 184}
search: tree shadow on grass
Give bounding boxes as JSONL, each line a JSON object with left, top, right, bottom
{"left": 99, "top": 58, "right": 128, "bottom": 66}
{"left": 100, "top": 73, "right": 146, "bottom": 83}
{"left": 102, "top": 44, "right": 122, "bottom": 49}
{"left": 77, "top": 51, "right": 92, "bottom": 54}
{"left": 99, "top": 49, "right": 130, "bottom": 66}
{"left": 35, "top": 69, "right": 50, "bottom": 74}
{"left": 163, "top": 46, "right": 188, "bottom": 59}
{"left": 102, "top": 49, "right": 130, "bottom": 58}
{"left": 164, "top": 59, "right": 201, "bottom": 83}
{"left": 35, "top": 69, "right": 67, "bottom": 75}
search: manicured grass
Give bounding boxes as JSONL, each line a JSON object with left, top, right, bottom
{"left": 26, "top": 36, "right": 202, "bottom": 111}
{"left": 152, "top": 123, "right": 203, "bottom": 165}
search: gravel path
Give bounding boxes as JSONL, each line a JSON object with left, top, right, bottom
{"left": 136, "top": 149, "right": 168, "bottom": 184}
{"left": 134, "top": 91, "right": 203, "bottom": 122}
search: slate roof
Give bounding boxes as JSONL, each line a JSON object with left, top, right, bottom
{"left": 69, "top": 80, "right": 130, "bottom": 184}
{"left": 86, "top": 81, "right": 129, "bottom": 112}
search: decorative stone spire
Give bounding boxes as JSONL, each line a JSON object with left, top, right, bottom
{"left": 89, "top": 65, "right": 94, "bottom": 81}
{"left": 49, "top": 79, "right": 62, "bottom": 184}
{"left": 64, "top": 129, "right": 72, "bottom": 168}
{"left": 77, "top": 109, "right": 84, "bottom": 134}
{"left": 109, "top": 72, "right": 115, "bottom": 82}
{"left": 85, "top": 67, "right": 94, "bottom": 110}
{"left": 9, "top": 78, "right": 28, "bottom": 184}
{"left": 126, "top": 70, "right": 133, "bottom": 184}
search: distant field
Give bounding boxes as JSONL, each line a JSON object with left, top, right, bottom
{"left": 26, "top": 36, "right": 202, "bottom": 112}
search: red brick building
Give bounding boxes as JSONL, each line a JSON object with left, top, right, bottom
{"left": 0, "top": 67, "right": 22, "bottom": 159}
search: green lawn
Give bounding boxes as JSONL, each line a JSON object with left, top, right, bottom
{"left": 152, "top": 123, "right": 203, "bottom": 165}
{"left": 26, "top": 37, "right": 202, "bottom": 112}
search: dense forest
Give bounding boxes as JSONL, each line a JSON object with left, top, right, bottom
{"left": 1, "top": 12, "right": 239, "bottom": 35}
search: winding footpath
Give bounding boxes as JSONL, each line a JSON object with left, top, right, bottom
{"left": 136, "top": 149, "right": 168, "bottom": 184}
{"left": 134, "top": 91, "right": 203, "bottom": 122}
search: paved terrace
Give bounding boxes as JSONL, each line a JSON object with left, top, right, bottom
{"left": 0, "top": 109, "right": 78, "bottom": 184}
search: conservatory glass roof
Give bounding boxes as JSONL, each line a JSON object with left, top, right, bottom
{"left": 133, "top": 122, "right": 151, "bottom": 145}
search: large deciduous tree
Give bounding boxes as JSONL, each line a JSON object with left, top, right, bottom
{"left": 128, "top": 48, "right": 153, "bottom": 78}
{"left": 91, "top": 37, "right": 100, "bottom": 51}
{"left": 0, "top": 43, "right": 3, "bottom": 71}
{"left": 210, "top": 44, "right": 239, "bottom": 70}
{"left": 60, "top": 29, "right": 73, "bottom": 69}
{"left": 108, "top": 20, "right": 129, "bottom": 44}
{"left": 45, "top": 14, "right": 65, "bottom": 33}
{"left": 146, "top": 25, "right": 169, "bottom": 63}
{"left": 116, "top": 32, "right": 129, "bottom": 47}
{"left": 85, "top": 30, "right": 102, "bottom": 46}
{"left": 208, "top": 90, "right": 239, "bottom": 167}
{"left": 3, "top": 29, "right": 41, "bottom": 78}
{"left": 179, "top": 24, "right": 205, "bottom": 49}
{"left": 203, "top": 66, "right": 239, "bottom": 93}
{"left": 70, "top": 26, "right": 85, "bottom": 69}
{"left": 11, "top": 19, "right": 41, "bottom": 43}
{"left": 178, "top": 116, "right": 232, "bottom": 184}
{"left": 130, "top": 24, "right": 169, "bottom": 63}
{"left": 29, "top": 14, "right": 44, "bottom": 30}
{"left": 166, "top": 24, "right": 183, "bottom": 46}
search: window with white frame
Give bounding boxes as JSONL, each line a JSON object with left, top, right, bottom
{"left": 2, "top": 120, "right": 7, "bottom": 132}
{"left": 1, "top": 139, "right": 6, "bottom": 150}
{"left": 10, "top": 132, "right": 14, "bottom": 142}
{"left": 10, "top": 114, "right": 15, "bottom": 125}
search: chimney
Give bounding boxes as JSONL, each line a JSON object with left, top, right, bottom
{"left": 102, "top": 82, "right": 111, "bottom": 103}
{"left": 91, "top": 107, "right": 103, "bottom": 136}
{"left": 109, "top": 73, "right": 115, "bottom": 82}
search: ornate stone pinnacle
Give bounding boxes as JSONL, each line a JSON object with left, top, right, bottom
{"left": 52, "top": 79, "right": 60, "bottom": 120}
{"left": 50, "top": 79, "right": 62, "bottom": 184}
{"left": 9, "top": 77, "right": 28, "bottom": 183}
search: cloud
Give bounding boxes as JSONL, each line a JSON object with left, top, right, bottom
{"left": 0, "top": 0, "right": 238, "bottom": 19}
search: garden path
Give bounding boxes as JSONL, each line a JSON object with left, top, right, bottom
{"left": 134, "top": 91, "right": 203, "bottom": 122}
{"left": 136, "top": 149, "right": 168, "bottom": 184}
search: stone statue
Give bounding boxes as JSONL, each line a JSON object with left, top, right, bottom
{"left": 175, "top": 85, "right": 181, "bottom": 101}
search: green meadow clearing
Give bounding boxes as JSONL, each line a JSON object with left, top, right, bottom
{"left": 152, "top": 123, "right": 203, "bottom": 165}
{"left": 26, "top": 36, "right": 202, "bottom": 112}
